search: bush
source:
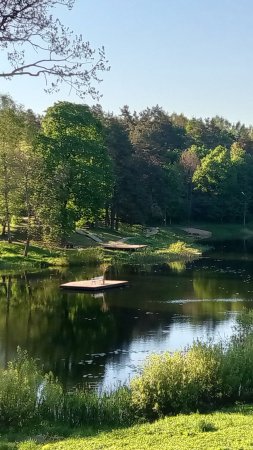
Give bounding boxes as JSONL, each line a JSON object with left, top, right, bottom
{"left": 166, "top": 241, "right": 201, "bottom": 257}
{"left": 131, "top": 343, "right": 223, "bottom": 419}
{"left": 130, "top": 311, "right": 253, "bottom": 419}
{"left": 0, "top": 349, "right": 42, "bottom": 427}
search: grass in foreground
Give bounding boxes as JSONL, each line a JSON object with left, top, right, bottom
{"left": 41, "top": 406, "right": 253, "bottom": 450}
{"left": 2, "top": 405, "right": 253, "bottom": 449}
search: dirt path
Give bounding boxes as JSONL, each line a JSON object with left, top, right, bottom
{"left": 76, "top": 229, "right": 103, "bottom": 243}
{"left": 145, "top": 227, "right": 159, "bottom": 237}
{"left": 76, "top": 227, "right": 160, "bottom": 245}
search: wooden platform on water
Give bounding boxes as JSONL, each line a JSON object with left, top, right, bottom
{"left": 101, "top": 243, "right": 147, "bottom": 251}
{"left": 60, "top": 280, "right": 129, "bottom": 291}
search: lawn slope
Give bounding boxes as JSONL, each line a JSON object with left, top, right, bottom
{"left": 11, "top": 406, "right": 253, "bottom": 450}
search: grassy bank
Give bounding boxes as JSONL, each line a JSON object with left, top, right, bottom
{"left": 2, "top": 221, "right": 253, "bottom": 271}
{"left": 0, "top": 242, "right": 105, "bottom": 271}
{"left": 7, "top": 405, "right": 253, "bottom": 449}
{"left": 0, "top": 226, "right": 203, "bottom": 271}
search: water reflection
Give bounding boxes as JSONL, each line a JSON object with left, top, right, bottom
{"left": 0, "top": 252, "right": 253, "bottom": 390}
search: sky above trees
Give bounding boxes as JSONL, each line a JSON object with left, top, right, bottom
{"left": 1, "top": 0, "right": 253, "bottom": 124}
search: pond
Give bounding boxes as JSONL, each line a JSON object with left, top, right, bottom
{"left": 1, "top": 240, "right": 253, "bottom": 391}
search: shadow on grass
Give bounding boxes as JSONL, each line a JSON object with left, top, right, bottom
{"left": 0, "top": 421, "right": 134, "bottom": 449}
{"left": 2, "top": 404, "right": 253, "bottom": 449}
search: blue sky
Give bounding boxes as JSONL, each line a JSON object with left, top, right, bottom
{"left": 1, "top": 0, "right": 253, "bottom": 124}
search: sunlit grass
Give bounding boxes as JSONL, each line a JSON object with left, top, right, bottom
{"left": 0, "top": 225, "right": 204, "bottom": 271}
{"left": 3, "top": 406, "right": 253, "bottom": 449}
{"left": 0, "top": 241, "right": 105, "bottom": 270}
{"left": 39, "top": 407, "right": 253, "bottom": 450}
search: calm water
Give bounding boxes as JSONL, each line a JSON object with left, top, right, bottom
{"left": 1, "top": 240, "right": 253, "bottom": 390}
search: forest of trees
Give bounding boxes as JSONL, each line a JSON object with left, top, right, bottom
{"left": 1, "top": 95, "right": 253, "bottom": 246}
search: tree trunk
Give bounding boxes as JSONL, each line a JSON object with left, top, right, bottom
{"left": 24, "top": 238, "right": 30, "bottom": 257}
{"left": 1, "top": 221, "right": 6, "bottom": 237}
{"left": 3, "top": 157, "right": 12, "bottom": 243}
{"left": 105, "top": 207, "right": 110, "bottom": 227}
{"left": 243, "top": 200, "right": 247, "bottom": 226}
{"left": 110, "top": 207, "right": 115, "bottom": 230}
{"left": 24, "top": 176, "right": 31, "bottom": 256}
{"left": 7, "top": 218, "right": 12, "bottom": 243}
{"left": 115, "top": 212, "right": 119, "bottom": 231}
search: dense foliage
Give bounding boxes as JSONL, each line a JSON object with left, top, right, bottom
{"left": 102, "top": 107, "right": 253, "bottom": 227}
{"left": 131, "top": 309, "right": 253, "bottom": 419}
{"left": 0, "top": 96, "right": 113, "bottom": 247}
{"left": 1, "top": 95, "right": 253, "bottom": 249}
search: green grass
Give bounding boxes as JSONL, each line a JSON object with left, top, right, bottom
{"left": 68, "top": 232, "right": 96, "bottom": 247}
{"left": 3, "top": 405, "right": 253, "bottom": 449}
{"left": 103, "top": 227, "right": 203, "bottom": 266}
{"left": 41, "top": 406, "right": 253, "bottom": 450}
{"left": 0, "top": 226, "right": 203, "bottom": 271}
{"left": 0, "top": 241, "right": 105, "bottom": 271}
{"left": 0, "top": 242, "right": 57, "bottom": 270}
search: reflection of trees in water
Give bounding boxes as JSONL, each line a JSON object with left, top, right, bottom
{"left": 193, "top": 272, "right": 253, "bottom": 299}
{"left": 1, "top": 275, "right": 11, "bottom": 367}
{"left": 167, "top": 261, "right": 186, "bottom": 272}
{"left": 0, "top": 273, "right": 119, "bottom": 387}
{"left": 0, "top": 272, "right": 175, "bottom": 387}
{"left": 0, "top": 262, "right": 253, "bottom": 388}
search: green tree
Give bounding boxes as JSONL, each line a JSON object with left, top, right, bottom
{"left": 0, "top": 96, "right": 24, "bottom": 241}
{"left": 192, "top": 145, "right": 250, "bottom": 222}
{"left": 124, "top": 106, "right": 186, "bottom": 224}
{"left": 0, "top": 95, "right": 42, "bottom": 251}
{"left": 16, "top": 111, "right": 42, "bottom": 255}
{"left": 180, "top": 146, "right": 200, "bottom": 222}
{"left": 38, "top": 101, "right": 112, "bottom": 243}
{"left": 103, "top": 115, "right": 135, "bottom": 229}
{"left": 230, "top": 143, "right": 253, "bottom": 225}
{"left": 193, "top": 146, "right": 231, "bottom": 194}
{"left": 192, "top": 146, "right": 232, "bottom": 221}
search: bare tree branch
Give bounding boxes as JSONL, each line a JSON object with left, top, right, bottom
{"left": 0, "top": 0, "right": 109, "bottom": 99}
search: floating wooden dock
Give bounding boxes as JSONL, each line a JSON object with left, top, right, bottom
{"left": 60, "top": 280, "right": 129, "bottom": 291}
{"left": 101, "top": 243, "right": 147, "bottom": 251}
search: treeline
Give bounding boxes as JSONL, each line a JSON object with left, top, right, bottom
{"left": 102, "top": 105, "right": 253, "bottom": 228}
{"left": 1, "top": 95, "right": 253, "bottom": 248}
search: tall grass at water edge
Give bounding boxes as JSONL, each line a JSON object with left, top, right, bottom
{"left": 0, "top": 349, "right": 133, "bottom": 430}
{"left": 2, "top": 310, "right": 253, "bottom": 431}
{"left": 131, "top": 308, "right": 253, "bottom": 419}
